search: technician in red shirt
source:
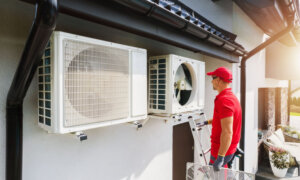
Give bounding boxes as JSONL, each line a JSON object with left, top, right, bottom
{"left": 206, "top": 67, "right": 242, "bottom": 171}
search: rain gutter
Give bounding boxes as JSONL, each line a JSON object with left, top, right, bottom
{"left": 22, "top": 0, "right": 247, "bottom": 62}
{"left": 239, "top": 24, "right": 294, "bottom": 171}
{"left": 6, "top": 0, "right": 58, "bottom": 179}
{"left": 113, "top": 0, "right": 247, "bottom": 57}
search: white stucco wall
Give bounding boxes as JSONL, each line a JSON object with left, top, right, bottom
{"left": 233, "top": 4, "right": 288, "bottom": 174}
{"left": 0, "top": 19, "right": 174, "bottom": 180}
{"left": 203, "top": 56, "right": 233, "bottom": 119}
{"left": 0, "top": 1, "right": 174, "bottom": 180}
{"left": 0, "top": 1, "right": 231, "bottom": 180}
{"left": 194, "top": 56, "right": 233, "bottom": 166}
{"left": 2, "top": 0, "right": 288, "bottom": 179}
{"left": 1, "top": 37, "right": 173, "bottom": 180}
{"left": 233, "top": 3, "right": 265, "bottom": 174}
{"left": 266, "top": 41, "right": 300, "bottom": 81}
{"left": 180, "top": 0, "right": 233, "bottom": 32}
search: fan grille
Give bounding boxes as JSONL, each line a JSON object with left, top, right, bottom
{"left": 64, "top": 40, "right": 129, "bottom": 127}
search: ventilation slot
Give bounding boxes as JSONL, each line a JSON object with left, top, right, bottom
{"left": 149, "top": 58, "right": 166, "bottom": 110}
{"left": 38, "top": 41, "right": 52, "bottom": 126}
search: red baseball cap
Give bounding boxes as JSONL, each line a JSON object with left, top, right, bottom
{"left": 207, "top": 67, "right": 232, "bottom": 83}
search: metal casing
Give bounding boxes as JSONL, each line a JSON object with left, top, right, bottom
{"left": 38, "top": 31, "right": 147, "bottom": 133}
{"left": 148, "top": 54, "right": 205, "bottom": 115}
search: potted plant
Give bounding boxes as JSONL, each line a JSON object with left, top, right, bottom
{"left": 269, "top": 146, "right": 289, "bottom": 178}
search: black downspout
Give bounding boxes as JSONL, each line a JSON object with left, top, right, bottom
{"left": 239, "top": 24, "right": 294, "bottom": 171}
{"left": 6, "top": 0, "right": 58, "bottom": 180}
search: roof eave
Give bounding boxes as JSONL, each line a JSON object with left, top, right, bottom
{"left": 234, "top": 0, "right": 300, "bottom": 47}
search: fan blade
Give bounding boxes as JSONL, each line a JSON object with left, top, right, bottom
{"left": 175, "top": 65, "right": 193, "bottom": 90}
{"left": 181, "top": 65, "right": 193, "bottom": 90}
{"left": 175, "top": 65, "right": 186, "bottom": 83}
{"left": 184, "top": 77, "right": 193, "bottom": 90}
{"left": 177, "top": 89, "right": 181, "bottom": 102}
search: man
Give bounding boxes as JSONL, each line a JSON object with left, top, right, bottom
{"left": 206, "top": 67, "right": 242, "bottom": 171}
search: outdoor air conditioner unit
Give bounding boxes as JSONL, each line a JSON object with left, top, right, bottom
{"left": 148, "top": 54, "right": 205, "bottom": 115}
{"left": 37, "top": 31, "right": 147, "bottom": 133}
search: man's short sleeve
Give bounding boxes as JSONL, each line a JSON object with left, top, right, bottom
{"left": 219, "top": 98, "right": 234, "bottom": 119}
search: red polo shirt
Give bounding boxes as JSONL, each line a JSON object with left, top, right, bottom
{"left": 210, "top": 88, "right": 242, "bottom": 158}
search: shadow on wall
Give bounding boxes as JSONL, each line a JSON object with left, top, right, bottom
{"left": 23, "top": 94, "right": 173, "bottom": 180}
{"left": 0, "top": 33, "right": 172, "bottom": 180}
{"left": 203, "top": 55, "right": 232, "bottom": 119}
{"left": 56, "top": 13, "right": 204, "bottom": 62}
{"left": 1, "top": 1, "right": 174, "bottom": 180}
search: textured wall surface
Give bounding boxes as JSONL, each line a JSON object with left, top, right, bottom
{"left": 233, "top": 3, "right": 288, "bottom": 174}
{"left": 265, "top": 88, "right": 276, "bottom": 131}
{"left": 0, "top": 0, "right": 230, "bottom": 180}
{"left": 180, "top": 0, "right": 233, "bottom": 32}
{"left": 276, "top": 88, "right": 289, "bottom": 127}
{"left": 233, "top": 4, "right": 264, "bottom": 173}
{"left": 1, "top": 0, "right": 289, "bottom": 179}
{"left": 266, "top": 42, "right": 300, "bottom": 80}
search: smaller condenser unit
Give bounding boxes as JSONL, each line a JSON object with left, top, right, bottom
{"left": 148, "top": 54, "right": 205, "bottom": 115}
{"left": 38, "top": 31, "right": 147, "bottom": 133}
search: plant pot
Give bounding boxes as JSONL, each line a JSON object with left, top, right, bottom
{"left": 269, "top": 151, "right": 289, "bottom": 178}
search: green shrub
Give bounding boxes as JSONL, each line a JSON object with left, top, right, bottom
{"left": 269, "top": 146, "right": 289, "bottom": 169}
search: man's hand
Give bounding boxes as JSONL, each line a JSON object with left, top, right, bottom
{"left": 204, "top": 119, "right": 212, "bottom": 125}
{"left": 213, "top": 155, "right": 224, "bottom": 171}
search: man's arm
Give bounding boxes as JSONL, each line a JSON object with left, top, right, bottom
{"left": 218, "top": 116, "right": 233, "bottom": 156}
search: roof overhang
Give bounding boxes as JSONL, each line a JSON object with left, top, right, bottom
{"left": 234, "top": 0, "right": 300, "bottom": 47}
{"left": 21, "top": 0, "right": 247, "bottom": 62}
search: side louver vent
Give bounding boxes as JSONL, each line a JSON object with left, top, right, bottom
{"left": 38, "top": 41, "right": 52, "bottom": 126}
{"left": 149, "top": 58, "right": 167, "bottom": 110}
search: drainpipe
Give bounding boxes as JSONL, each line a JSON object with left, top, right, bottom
{"left": 6, "top": 0, "right": 58, "bottom": 179}
{"left": 239, "top": 24, "right": 294, "bottom": 171}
